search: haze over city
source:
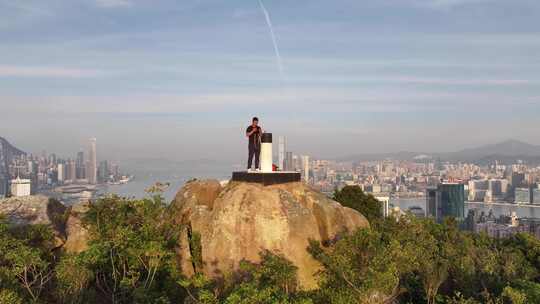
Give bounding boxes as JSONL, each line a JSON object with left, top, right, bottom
{"left": 1, "top": 0, "right": 540, "bottom": 162}
{"left": 4, "top": 2, "right": 540, "bottom": 303}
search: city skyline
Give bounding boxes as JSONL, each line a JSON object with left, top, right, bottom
{"left": 1, "top": 0, "right": 539, "bottom": 161}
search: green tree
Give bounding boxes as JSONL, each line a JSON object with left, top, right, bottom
{"left": 224, "top": 251, "right": 311, "bottom": 304}
{"left": 65, "top": 194, "right": 183, "bottom": 303}
{"left": 308, "top": 228, "right": 402, "bottom": 304}
{"left": 54, "top": 254, "right": 95, "bottom": 303}
{"left": 179, "top": 251, "right": 311, "bottom": 304}
{"left": 333, "top": 186, "right": 382, "bottom": 222}
{"left": 0, "top": 219, "right": 55, "bottom": 303}
{"left": 0, "top": 289, "right": 24, "bottom": 304}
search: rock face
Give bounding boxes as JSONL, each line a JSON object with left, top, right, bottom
{"left": 0, "top": 195, "right": 65, "bottom": 227}
{"left": 0, "top": 195, "right": 68, "bottom": 247}
{"left": 0, "top": 195, "right": 89, "bottom": 252}
{"left": 170, "top": 179, "right": 369, "bottom": 290}
{"left": 63, "top": 202, "right": 90, "bottom": 253}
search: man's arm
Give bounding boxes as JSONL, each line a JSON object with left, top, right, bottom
{"left": 246, "top": 127, "right": 256, "bottom": 137}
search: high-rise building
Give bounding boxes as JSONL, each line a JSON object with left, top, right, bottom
{"left": 510, "top": 172, "right": 526, "bottom": 188}
{"left": 110, "top": 163, "right": 120, "bottom": 178}
{"left": 98, "top": 160, "right": 109, "bottom": 183}
{"left": 534, "top": 187, "right": 540, "bottom": 205}
{"left": 426, "top": 183, "right": 465, "bottom": 222}
{"left": 293, "top": 154, "right": 302, "bottom": 172}
{"left": 302, "top": 155, "right": 310, "bottom": 183}
{"left": 515, "top": 187, "right": 532, "bottom": 204}
{"left": 76, "top": 151, "right": 86, "bottom": 179}
{"left": 278, "top": 136, "right": 285, "bottom": 170}
{"left": 468, "top": 180, "right": 488, "bottom": 201}
{"left": 57, "top": 163, "right": 65, "bottom": 182}
{"left": 284, "top": 152, "right": 293, "bottom": 171}
{"left": 88, "top": 138, "right": 97, "bottom": 184}
{"left": 66, "top": 159, "right": 77, "bottom": 182}
{"left": 486, "top": 179, "right": 504, "bottom": 202}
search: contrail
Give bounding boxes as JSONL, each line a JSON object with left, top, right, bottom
{"left": 257, "top": 0, "right": 284, "bottom": 79}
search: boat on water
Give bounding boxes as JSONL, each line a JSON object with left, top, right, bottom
{"left": 119, "top": 175, "right": 133, "bottom": 184}
{"left": 107, "top": 175, "right": 134, "bottom": 185}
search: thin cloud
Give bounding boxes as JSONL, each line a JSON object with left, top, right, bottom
{"left": 415, "top": 0, "right": 495, "bottom": 8}
{"left": 1, "top": 88, "right": 533, "bottom": 115}
{"left": 0, "top": 65, "right": 105, "bottom": 78}
{"left": 95, "top": 0, "right": 132, "bottom": 8}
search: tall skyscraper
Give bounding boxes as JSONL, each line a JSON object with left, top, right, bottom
{"left": 302, "top": 155, "right": 310, "bottom": 183}
{"left": 278, "top": 136, "right": 285, "bottom": 170}
{"left": 426, "top": 183, "right": 465, "bottom": 222}
{"left": 88, "top": 138, "right": 97, "bottom": 184}
{"left": 66, "top": 159, "right": 77, "bottom": 182}
{"left": 98, "top": 160, "right": 109, "bottom": 183}
{"left": 284, "top": 152, "right": 293, "bottom": 171}
{"left": 76, "top": 151, "right": 86, "bottom": 179}
{"left": 57, "top": 163, "right": 65, "bottom": 182}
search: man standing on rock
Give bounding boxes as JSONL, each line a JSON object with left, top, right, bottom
{"left": 246, "top": 117, "right": 263, "bottom": 171}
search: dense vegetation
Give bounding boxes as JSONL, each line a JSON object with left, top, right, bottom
{"left": 1, "top": 186, "right": 540, "bottom": 303}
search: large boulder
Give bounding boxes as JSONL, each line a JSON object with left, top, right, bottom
{"left": 0, "top": 195, "right": 68, "bottom": 248}
{"left": 0, "top": 195, "right": 90, "bottom": 252}
{"left": 170, "top": 179, "right": 369, "bottom": 290}
{"left": 63, "top": 201, "right": 90, "bottom": 253}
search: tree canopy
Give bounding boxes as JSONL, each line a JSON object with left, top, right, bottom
{"left": 1, "top": 194, "right": 540, "bottom": 303}
{"left": 333, "top": 185, "right": 383, "bottom": 222}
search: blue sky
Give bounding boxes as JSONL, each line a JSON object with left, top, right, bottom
{"left": 0, "top": 0, "right": 539, "bottom": 162}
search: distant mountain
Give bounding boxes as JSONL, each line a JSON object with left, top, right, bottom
{"left": 444, "top": 140, "right": 540, "bottom": 160}
{"left": 0, "top": 137, "right": 26, "bottom": 177}
{"left": 341, "top": 140, "right": 540, "bottom": 164}
{"left": 338, "top": 151, "right": 419, "bottom": 162}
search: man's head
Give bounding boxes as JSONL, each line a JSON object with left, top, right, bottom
{"left": 252, "top": 117, "right": 259, "bottom": 126}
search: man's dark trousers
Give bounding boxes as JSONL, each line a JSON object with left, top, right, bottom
{"left": 248, "top": 144, "right": 260, "bottom": 170}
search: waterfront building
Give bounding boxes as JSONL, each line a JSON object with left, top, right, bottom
{"left": 534, "top": 188, "right": 540, "bottom": 205}
{"left": 66, "top": 159, "right": 77, "bottom": 182}
{"left": 88, "top": 138, "right": 97, "bottom": 184}
{"left": 57, "top": 163, "right": 65, "bottom": 182}
{"left": 98, "top": 160, "right": 109, "bottom": 183}
{"left": 486, "top": 179, "right": 505, "bottom": 202}
{"left": 426, "top": 183, "right": 465, "bottom": 222}
{"left": 468, "top": 179, "right": 488, "bottom": 201}
{"left": 76, "top": 151, "right": 86, "bottom": 179}
{"left": 10, "top": 177, "right": 31, "bottom": 197}
{"left": 515, "top": 187, "right": 532, "bottom": 204}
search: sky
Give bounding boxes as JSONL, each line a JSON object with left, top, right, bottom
{"left": 0, "top": 0, "right": 539, "bottom": 164}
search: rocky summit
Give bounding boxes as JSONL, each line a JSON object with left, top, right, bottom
{"left": 170, "top": 179, "right": 369, "bottom": 290}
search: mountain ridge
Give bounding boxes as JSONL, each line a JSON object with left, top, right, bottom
{"left": 340, "top": 139, "right": 540, "bottom": 163}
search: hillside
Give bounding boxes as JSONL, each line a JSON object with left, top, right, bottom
{"left": 0, "top": 137, "right": 25, "bottom": 176}
{"left": 342, "top": 139, "right": 540, "bottom": 164}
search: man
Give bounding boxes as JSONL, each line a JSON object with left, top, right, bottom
{"left": 246, "top": 117, "right": 263, "bottom": 171}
